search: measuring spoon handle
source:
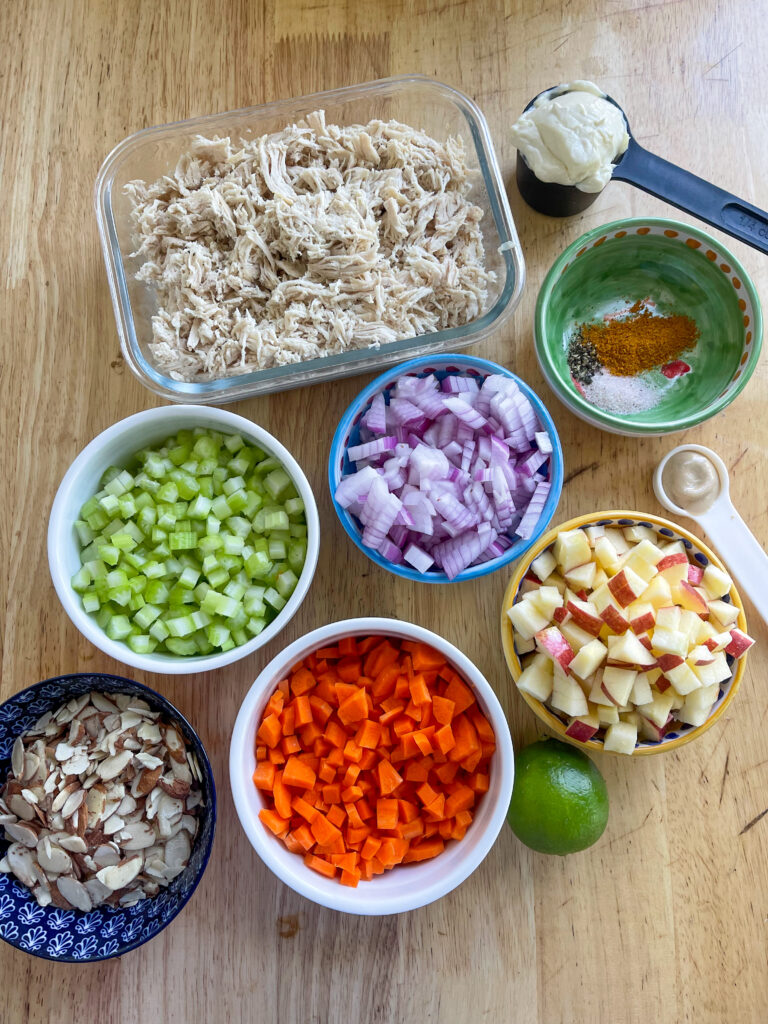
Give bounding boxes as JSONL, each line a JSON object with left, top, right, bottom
{"left": 613, "top": 138, "right": 768, "bottom": 256}
{"left": 697, "top": 500, "right": 768, "bottom": 626}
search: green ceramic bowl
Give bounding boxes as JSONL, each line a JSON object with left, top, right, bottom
{"left": 535, "top": 218, "right": 762, "bottom": 436}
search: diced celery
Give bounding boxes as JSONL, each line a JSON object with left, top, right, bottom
{"left": 71, "top": 567, "right": 91, "bottom": 592}
{"left": 210, "top": 494, "right": 231, "bottom": 520}
{"left": 74, "top": 520, "right": 95, "bottom": 546}
{"left": 264, "top": 587, "right": 286, "bottom": 611}
{"left": 82, "top": 591, "right": 100, "bottom": 614}
{"left": 288, "top": 540, "right": 307, "bottom": 572}
{"left": 285, "top": 497, "right": 304, "bottom": 517}
{"left": 223, "top": 580, "right": 246, "bottom": 601}
{"left": 276, "top": 569, "right": 298, "bottom": 598}
{"left": 206, "top": 623, "right": 231, "bottom": 647}
{"left": 246, "top": 617, "right": 266, "bottom": 637}
{"left": 149, "top": 618, "right": 170, "bottom": 642}
{"left": 263, "top": 510, "right": 289, "bottom": 531}
{"left": 268, "top": 539, "right": 286, "bottom": 560}
{"left": 166, "top": 615, "right": 197, "bottom": 638}
{"left": 222, "top": 475, "right": 246, "bottom": 496}
{"left": 111, "top": 531, "right": 137, "bottom": 552}
{"left": 245, "top": 550, "right": 272, "bottom": 579}
{"left": 106, "top": 614, "right": 132, "bottom": 640}
{"left": 134, "top": 603, "right": 161, "bottom": 629}
{"left": 178, "top": 566, "right": 200, "bottom": 590}
{"left": 188, "top": 494, "right": 212, "bottom": 519}
{"left": 169, "top": 531, "right": 197, "bottom": 551}
{"left": 166, "top": 638, "right": 198, "bottom": 656}
{"left": 264, "top": 468, "right": 291, "bottom": 499}
{"left": 223, "top": 534, "right": 245, "bottom": 555}
{"left": 225, "top": 516, "right": 251, "bottom": 539}
{"left": 201, "top": 590, "right": 241, "bottom": 618}
{"left": 118, "top": 496, "right": 137, "bottom": 519}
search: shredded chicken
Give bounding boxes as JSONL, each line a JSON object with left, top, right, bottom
{"left": 125, "top": 111, "right": 496, "bottom": 380}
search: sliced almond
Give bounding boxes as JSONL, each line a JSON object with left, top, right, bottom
{"left": 51, "top": 782, "right": 78, "bottom": 814}
{"left": 37, "top": 840, "right": 72, "bottom": 876}
{"left": 96, "top": 856, "right": 142, "bottom": 892}
{"left": 121, "top": 822, "right": 156, "bottom": 851}
{"left": 61, "top": 789, "right": 85, "bottom": 820}
{"left": 4, "top": 821, "right": 39, "bottom": 847}
{"left": 164, "top": 727, "right": 186, "bottom": 763}
{"left": 8, "top": 794, "right": 36, "bottom": 822}
{"left": 6, "top": 843, "right": 38, "bottom": 888}
{"left": 11, "top": 737, "right": 25, "bottom": 779}
{"left": 22, "top": 751, "right": 41, "bottom": 782}
{"left": 56, "top": 875, "right": 93, "bottom": 912}
{"left": 92, "top": 844, "right": 121, "bottom": 868}
{"left": 58, "top": 834, "right": 87, "bottom": 854}
{"left": 91, "top": 692, "right": 119, "bottom": 714}
{"left": 137, "top": 722, "right": 162, "bottom": 744}
{"left": 98, "top": 750, "right": 133, "bottom": 781}
{"left": 158, "top": 777, "right": 190, "bottom": 799}
{"left": 103, "top": 814, "right": 125, "bottom": 836}
{"left": 135, "top": 765, "right": 162, "bottom": 797}
{"left": 54, "top": 742, "right": 76, "bottom": 762}
{"left": 62, "top": 751, "right": 90, "bottom": 776}
{"left": 20, "top": 788, "right": 39, "bottom": 805}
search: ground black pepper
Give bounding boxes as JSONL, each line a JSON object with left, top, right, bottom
{"left": 567, "top": 333, "right": 602, "bottom": 385}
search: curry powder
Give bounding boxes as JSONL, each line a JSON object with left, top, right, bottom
{"left": 581, "top": 310, "right": 699, "bottom": 376}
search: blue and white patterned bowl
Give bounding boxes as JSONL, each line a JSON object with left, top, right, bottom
{"left": 0, "top": 673, "right": 216, "bottom": 961}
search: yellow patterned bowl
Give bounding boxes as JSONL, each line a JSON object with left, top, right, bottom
{"left": 500, "top": 510, "right": 749, "bottom": 755}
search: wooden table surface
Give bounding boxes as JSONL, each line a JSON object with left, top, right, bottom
{"left": 2, "top": 1, "right": 767, "bottom": 1021}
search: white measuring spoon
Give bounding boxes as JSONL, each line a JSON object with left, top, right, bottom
{"left": 653, "top": 444, "right": 768, "bottom": 624}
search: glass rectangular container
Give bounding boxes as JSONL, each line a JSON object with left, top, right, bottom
{"left": 95, "top": 75, "right": 525, "bottom": 404}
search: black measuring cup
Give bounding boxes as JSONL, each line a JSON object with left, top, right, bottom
{"left": 516, "top": 87, "right": 768, "bottom": 255}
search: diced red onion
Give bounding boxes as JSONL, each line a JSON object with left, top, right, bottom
{"left": 404, "top": 543, "right": 434, "bottom": 573}
{"left": 346, "top": 436, "right": 397, "bottom": 462}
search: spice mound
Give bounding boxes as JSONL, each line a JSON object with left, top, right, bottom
{"left": 126, "top": 113, "right": 496, "bottom": 381}
{"left": 0, "top": 691, "right": 203, "bottom": 911}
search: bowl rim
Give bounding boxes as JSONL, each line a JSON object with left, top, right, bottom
{"left": 229, "top": 616, "right": 515, "bottom": 915}
{"left": 327, "top": 352, "right": 565, "bottom": 583}
{"left": 535, "top": 216, "right": 764, "bottom": 436}
{"left": 94, "top": 73, "right": 525, "bottom": 404}
{"left": 47, "top": 405, "right": 320, "bottom": 675}
{"left": 0, "top": 671, "right": 216, "bottom": 962}
{"left": 500, "top": 509, "right": 748, "bottom": 756}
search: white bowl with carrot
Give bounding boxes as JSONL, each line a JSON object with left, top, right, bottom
{"left": 229, "top": 617, "right": 514, "bottom": 914}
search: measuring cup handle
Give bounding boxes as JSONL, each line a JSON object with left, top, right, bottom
{"left": 613, "top": 139, "right": 768, "bottom": 256}
{"left": 698, "top": 502, "right": 768, "bottom": 625}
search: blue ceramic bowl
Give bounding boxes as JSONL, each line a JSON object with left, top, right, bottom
{"left": 0, "top": 673, "right": 216, "bottom": 962}
{"left": 328, "top": 354, "right": 564, "bottom": 583}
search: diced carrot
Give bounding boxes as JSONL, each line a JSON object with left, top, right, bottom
{"left": 280, "top": 705, "right": 295, "bottom": 736}
{"left": 363, "top": 640, "right": 400, "bottom": 678}
{"left": 404, "top": 761, "right": 429, "bottom": 783}
{"left": 276, "top": 678, "right": 290, "bottom": 698}
{"left": 337, "top": 657, "right": 362, "bottom": 682}
{"left": 355, "top": 719, "right": 381, "bottom": 750}
{"left": 411, "top": 729, "right": 434, "bottom": 756}
{"left": 314, "top": 836, "right": 346, "bottom": 856}
{"left": 425, "top": 792, "right": 445, "bottom": 819}
{"left": 376, "top": 798, "right": 399, "bottom": 831}
{"left": 322, "top": 783, "right": 341, "bottom": 804}
{"left": 469, "top": 708, "right": 495, "bottom": 743}
{"left": 444, "top": 676, "right": 475, "bottom": 715}
{"left": 345, "top": 802, "right": 365, "bottom": 829}
{"left": 468, "top": 772, "right": 490, "bottom": 794}
{"left": 448, "top": 713, "right": 480, "bottom": 764}
{"left": 326, "top": 804, "right": 346, "bottom": 828}
{"left": 455, "top": 809, "right": 473, "bottom": 828}
{"left": 404, "top": 699, "right": 422, "bottom": 722}
{"left": 434, "top": 724, "right": 456, "bottom": 755}
{"left": 259, "top": 808, "right": 290, "bottom": 836}
{"left": 460, "top": 747, "right": 483, "bottom": 773}
{"left": 299, "top": 721, "right": 323, "bottom": 747}
{"left": 330, "top": 851, "right": 358, "bottom": 872}
{"left": 340, "top": 868, "right": 360, "bottom": 887}
{"left": 252, "top": 762, "right": 276, "bottom": 790}
{"left": 397, "top": 818, "right": 425, "bottom": 841}
{"left": 304, "top": 853, "right": 336, "bottom": 879}
{"left": 255, "top": 744, "right": 267, "bottom": 762}
{"left": 281, "top": 734, "right": 301, "bottom": 756}
{"left": 290, "top": 667, "right": 316, "bottom": 696}
{"left": 292, "top": 824, "right": 315, "bottom": 852}
{"left": 324, "top": 719, "right": 346, "bottom": 749}
{"left": 338, "top": 687, "right": 369, "bottom": 725}
{"left": 409, "top": 674, "right": 432, "bottom": 707}
{"left": 343, "top": 739, "right": 363, "bottom": 763}
{"left": 341, "top": 785, "right": 364, "bottom": 803}
{"left": 326, "top": 746, "right": 345, "bottom": 767}
{"left": 310, "top": 813, "right": 342, "bottom": 847}
{"left": 292, "top": 694, "right": 313, "bottom": 728}
{"left": 416, "top": 782, "right": 439, "bottom": 807}
{"left": 316, "top": 645, "right": 341, "bottom": 660}
{"left": 358, "top": 749, "right": 377, "bottom": 771}
{"left": 432, "top": 695, "right": 455, "bottom": 725}
{"left": 361, "top": 835, "right": 383, "bottom": 860}
{"left": 345, "top": 826, "right": 371, "bottom": 845}
{"left": 283, "top": 831, "right": 304, "bottom": 854}
{"left": 356, "top": 797, "right": 374, "bottom": 821}
{"left": 434, "top": 760, "right": 459, "bottom": 784}
{"left": 369, "top": 856, "right": 386, "bottom": 875}
{"left": 438, "top": 819, "right": 454, "bottom": 840}
{"left": 394, "top": 676, "right": 410, "bottom": 700}
{"left": 314, "top": 678, "right": 339, "bottom": 706}
{"left": 257, "top": 713, "right": 282, "bottom": 749}
{"left": 444, "top": 785, "right": 475, "bottom": 818}
{"left": 407, "top": 643, "right": 446, "bottom": 673}
{"left": 338, "top": 637, "right": 358, "bottom": 657}
{"left": 402, "top": 837, "right": 445, "bottom": 863}
{"left": 268, "top": 747, "right": 285, "bottom": 765}
{"left": 272, "top": 772, "right": 293, "bottom": 820}
{"left": 309, "top": 695, "right": 333, "bottom": 725}
{"left": 292, "top": 796, "right": 318, "bottom": 822}
{"left": 377, "top": 759, "right": 403, "bottom": 796}
{"left": 481, "top": 741, "right": 496, "bottom": 759}
{"left": 318, "top": 761, "right": 336, "bottom": 784}
{"left": 266, "top": 690, "right": 285, "bottom": 717}
{"left": 371, "top": 663, "right": 401, "bottom": 702}
{"left": 282, "top": 755, "right": 317, "bottom": 790}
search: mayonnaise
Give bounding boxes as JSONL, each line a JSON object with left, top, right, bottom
{"left": 510, "top": 81, "right": 629, "bottom": 192}
{"left": 661, "top": 451, "right": 721, "bottom": 514}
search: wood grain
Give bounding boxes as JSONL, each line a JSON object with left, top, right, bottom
{"left": 1, "top": 1, "right": 767, "bottom": 1022}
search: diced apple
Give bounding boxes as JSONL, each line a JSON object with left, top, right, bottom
{"left": 553, "top": 606, "right": 569, "bottom": 624}
{"left": 678, "top": 608, "right": 704, "bottom": 640}
{"left": 603, "top": 720, "right": 638, "bottom": 754}
{"left": 529, "top": 585, "right": 565, "bottom": 620}
{"left": 672, "top": 580, "right": 709, "bottom": 616}
{"left": 655, "top": 676, "right": 672, "bottom": 693}
{"left": 606, "top": 632, "right": 657, "bottom": 668}
{"left": 668, "top": 690, "right": 685, "bottom": 710}
{"left": 636, "top": 691, "right": 675, "bottom": 728}
{"left": 708, "top": 599, "right": 740, "bottom": 629}
{"left": 507, "top": 600, "right": 550, "bottom": 640}
{"left": 688, "top": 645, "right": 714, "bottom": 666}
{"left": 591, "top": 584, "right": 632, "bottom": 633}
{"left": 701, "top": 564, "right": 732, "bottom": 599}
{"left": 565, "top": 713, "right": 600, "bottom": 742}
{"left": 607, "top": 567, "right": 647, "bottom": 607}
{"left": 560, "top": 619, "right": 597, "bottom": 652}
{"left": 623, "top": 524, "right": 656, "bottom": 544}
{"left": 594, "top": 536, "right": 621, "bottom": 573}
{"left": 678, "top": 683, "right": 720, "bottom": 727}
{"left": 655, "top": 605, "right": 681, "bottom": 631}
{"left": 593, "top": 567, "right": 608, "bottom": 589}
{"left": 664, "top": 661, "right": 701, "bottom": 695}
{"left": 725, "top": 628, "right": 754, "bottom": 658}
{"left": 603, "top": 527, "right": 631, "bottom": 555}
{"left": 516, "top": 653, "right": 554, "bottom": 701}
{"left": 519, "top": 578, "right": 541, "bottom": 597}
{"left": 554, "top": 529, "right": 592, "bottom": 573}
{"left": 565, "top": 598, "right": 603, "bottom": 637}
{"left": 597, "top": 703, "right": 620, "bottom": 726}
{"left": 622, "top": 554, "right": 658, "bottom": 584}
{"left": 641, "top": 574, "right": 673, "bottom": 609}
{"left": 569, "top": 638, "right": 608, "bottom": 679}
{"left": 530, "top": 548, "right": 557, "bottom": 582}
{"left": 621, "top": 709, "right": 643, "bottom": 729}
{"left": 514, "top": 633, "right": 536, "bottom": 655}
{"left": 601, "top": 666, "right": 637, "bottom": 706}
{"left": 655, "top": 653, "right": 684, "bottom": 672}
{"left": 660, "top": 540, "right": 686, "bottom": 557}
{"left": 658, "top": 552, "right": 689, "bottom": 585}
{"left": 652, "top": 629, "right": 689, "bottom": 658}
{"left": 630, "top": 672, "right": 653, "bottom": 706}
{"left": 589, "top": 670, "right": 613, "bottom": 707}
{"left": 628, "top": 601, "right": 656, "bottom": 634}
{"left": 542, "top": 573, "right": 567, "bottom": 595}
{"left": 535, "top": 627, "right": 575, "bottom": 670}
{"left": 703, "top": 630, "right": 732, "bottom": 653}
{"left": 691, "top": 652, "right": 731, "bottom": 686}
{"left": 551, "top": 673, "right": 589, "bottom": 717}
{"left": 585, "top": 525, "right": 605, "bottom": 545}
{"left": 687, "top": 564, "right": 704, "bottom": 585}
{"left": 637, "top": 713, "right": 670, "bottom": 743}
{"left": 564, "top": 561, "right": 597, "bottom": 591}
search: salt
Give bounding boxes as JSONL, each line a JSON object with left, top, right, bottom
{"left": 582, "top": 369, "right": 662, "bottom": 415}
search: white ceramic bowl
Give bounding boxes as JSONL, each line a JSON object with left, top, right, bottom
{"left": 48, "top": 405, "right": 320, "bottom": 675}
{"left": 229, "top": 617, "right": 514, "bottom": 915}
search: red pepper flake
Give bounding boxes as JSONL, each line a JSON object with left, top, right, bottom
{"left": 661, "top": 360, "right": 691, "bottom": 379}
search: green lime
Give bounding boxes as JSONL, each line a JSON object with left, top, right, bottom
{"left": 507, "top": 738, "right": 609, "bottom": 855}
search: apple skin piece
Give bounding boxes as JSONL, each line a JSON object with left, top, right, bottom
{"left": 601, "top": 666, "right": 637, "bottom": 706}
{"left": 553, "top": 606, "right": 569, "bottom": 624}
{"left": 560, "top": 619, "right": 598, "bottom": 652}
{"left": 566, "top": 598, "right": 604, "bottom": 637}
{"left": 535, "top": 626, "right": 575, "bottom": 671}
{"left": 701, "top": 564, "right": 732, "bottom": 599}
{"left": 565, "top": 714, "right": 600, "bottom": 742}
{"left": 664, "top": 661, "right": 701, "bottom": 695}
{"left": 656, "top": 552, "right": 688, "bottom": 572}
{"left": 554, "top": 529, "right": 592, "bottom": 574}
{"left": 606, "top": 632, "right": 657, "bottom": 668}
{"left": 508, "top": 599, "right": 551, "bottom": 640}
{"left": 594, "top": 536, "right": 621, "bottom": 573}
{"left": 658, "top": 554, "right": 689, "bottom": 586}
{"left": 589, "top": 670, "right": 614, "bottom": 707}
{"left": 637, "top": 713, "right": 670, "bottom": 743}
{"left": 655, "top": 676, "right": 672, "bottom": 693}
{"left": 655, "top": 653, "right": 684, "bottom": 672}
{"left": 707, "top": 599, "right": 740, "bottom": 629}
{"left": 564, "top": 560, "right": 597, "bottom": 591}
{"left": 672, "top": 580, "right": 710, "bottom": 616}
{"left": 530, "top": 548, "right": 557, "bottom": 582}
{"left": 603, "top": 720, "right": 638, "bottom": 755}
{"left": 725, "top": 628, "right": 754, "bottom": 658}
{"left": 636, "top": 633, "right": 653, "bottom": 652}
{"left": 569, "top": 638, "right": 608, "bottom": 679}
{"left": 516, "top": 653, "right": 555, "bottom": 702}
{"left": 687, "top": 564, "right": 704, "bottom": 586}
{"left": 607, "top": 567, "right": 647, "bottom": 607}
{"left": 652, "top": 628, "right": 689, "bottom": 658}
{"left": 703, "top": 631, "right": 732, "bottom": 653}
{"left": 628, "top": 601, "right": 656, "bottom": 634}
{"left": 692, "top": 651, "right": 732, "bottom": 685}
